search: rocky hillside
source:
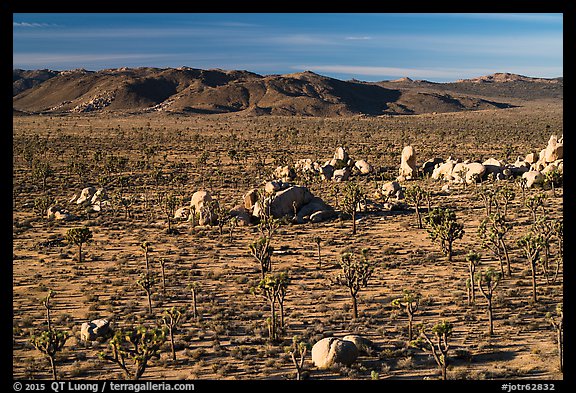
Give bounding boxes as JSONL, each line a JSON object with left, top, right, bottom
{"left": 13, "top": 68, "right": 561, "bottom": 116}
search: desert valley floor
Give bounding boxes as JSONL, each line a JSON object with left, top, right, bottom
{"left": 12, "top": 99, "right": 563, "bottom": 380}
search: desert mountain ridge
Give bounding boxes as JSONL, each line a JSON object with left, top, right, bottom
{"left": 13, "top": 67, "right": 562, "bottom": 117}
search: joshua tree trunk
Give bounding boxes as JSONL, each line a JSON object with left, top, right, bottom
{"left": 487, "top": 299, "right": 494, "bottom": 336}
{"left": 317, "top": 243, "right": 321, "bottom": 269}
{"left": 78, "top": 243, "right": 83, "bottom": 263}
{"left": 169, "top": 327, "right": 176, "bottom": 361}
{"left": 469, "top": 266, "right": 476, "bottom": 304}
{"left": 191, "top": 287, "right": 198, "bottom": 319}
{"left": 530, "top": 260, "right": 538, "bottom": 302}
{"left": 558, "top": 327, "right": 563, "bottom": 372}
{"left": 415, "top": 205, "right": 422, "bottom": 229}
{"left": 49, "top": 356, "right": 57, "bottom": 380}
{"left": 351, "top": 290, "right": 358, "bottom": 319}
{"left": 502, "top": 240, "right": 511, "bottom": 276}
{"left": 352, "top": 210, "right": 357, "bottom": 235}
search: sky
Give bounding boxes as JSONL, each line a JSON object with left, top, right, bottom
{"left": 12, "top": 13, "right": 563, "bottom": 82}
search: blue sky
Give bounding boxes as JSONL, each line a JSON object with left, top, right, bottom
{"left": 13, "top": 13, "right": 563, "bottom": 82}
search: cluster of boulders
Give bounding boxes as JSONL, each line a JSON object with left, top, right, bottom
{"left": 44, "top": 186, "right": 111, "bottom": 221}
{"left": 69, "top": 186, "right": 110, "bottom": 212}
{"left": 399, "top": 134, "right": 563, "bottom": 189}
{"left": 311, "top": 335, "right": 375, "bottom": 369}
{"left": 172, "top": 183, "right": 336, "bottom": 227}
{"left": 275, "top": 146, "right": 374, "bottom": 183}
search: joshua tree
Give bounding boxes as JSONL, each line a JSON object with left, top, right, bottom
{"left": 477, "top": 268, "right": 501, "bottom": 336}
{"left": 159, "top": 192, "right": 180, "bottom": 234}
{"left": 32, "top": 160, "right": 54, "bottom": 192}
{"left": 334, "top": 249, "right": 376, "bottom": 319}
{"left": 188, "top": 282, "right": 200, "bottom": 320}
{"left": 391, "top": 289, "right": 422, "bottom": 341}
{"left": 533, "top": 217, "right": 556, "bottom": 284}
{"left": 478, "top": 213, "right": 513, "bottom": 276}
{"left": 476, "top": 185, "right": 498, "bottom": 217}
{"left": 30, "top": 328, "right": 69, "bottom": 380}
{"left": 137, "top": 272, "right": 156, "bottom": 314}
{"left": 517, "top": 232, "right": 545, "bottom": 303}
{"left": 342, "top": 182, "right": 365, "bottom": 235}
{"left": 161, "top": 306, "right": 186, "bottom": 361}
{"left": 286, "top": 335, "right": 309, "bottom": 380}
{"left": 158, "top": 257, "right": 167, "bottom": 295}
{"left": 544, "top": 168, "right": 562, "bottom": 197}
{"left": 495, "top": 185, "right": 515, "bottom": 218}
{"left": 515, "top": 176, "right": 528, "bottom": 203}
{"left": 425, "top": 207, "right": 464, "bottom": 262}
{"left": 140, "top": 241, "right": 152, "bottom": 273}
{"left": 249, "top": 236, "right": 273, "bottom": 279}
{"left": 314, "top": 236, "right": 322, "bottom": 268}
{"left": 546, "top": 303, "right": 563, "bottom": 373}
{"left": 465, "top": 251, "right": 482, "bottom": 304}
{"left": 251, "top": 272, "right": 290, "bottom": 341}
{"left": 34, "top": 194, "right": 55, "bottom": 219}
{"left": 525, "top": 193, "right": 546, "bottom": 224}
{"left": 42, "top": 289, "right": 56, "bottom": 330}
{"left": 99, "top": 325, "right": 167, "bottom": 380}
{"left": 65, "top": 227, "right": 93, "bottom": 264}
{"left": 405, "top": 185, "right": 428, "bottom": 229}
{"left": 418, "top": 320, "right": 453, "bottom": 380}
{"left": 209, "top": 200, "right": 229, "bottom": 237}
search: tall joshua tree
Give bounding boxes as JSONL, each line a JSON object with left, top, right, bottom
{"left": 546, "top": 303, "right": 563, "bottom": 373}
{"left": 517, "top": 232, "right": 544, "bottom": 303}
{"left": 342, "top": 182, "right": 365, "bottom": 235}
{"left": 162, "top": 306, "right": 186, "bottom": 361}
{"left": 334, "top": 249, "right": 376, "bottom": 319}
{"left": 391, "top": 289, "right": 422, "bottom": 341}
{"left": 99, "top": 326, "right": 167, "bottom": 380}
{"left": 418, "top": 320, "right": 453, "bottom": 380}
{"left": 405, "top": 185, "right": 428, "bottom": 229}
{"left": 425, "top": 207, "right": 464, "bottom": 262}
{"left": 30, "top": 329, "right": 69, "bottom": 380}
{"left": 65, "top": 227, "right": 93, "bottom": 264}
{"left": 478, "top": 213, "right": 512, "bottom": 276}
{"left": 249, "top": 236, "right": 273, "bottom": 279}
{"left": 477, "top": 268, "right": 501, "bottom": 336}
{"left": 465, "top": 251, "right": 481, "bottom": 304}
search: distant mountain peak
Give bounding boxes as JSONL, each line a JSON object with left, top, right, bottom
{"left": 456, "top": 73, "right": 561, "bottom": 84}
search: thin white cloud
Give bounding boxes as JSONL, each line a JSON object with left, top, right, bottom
{"left": 13, "top": 22, "right": 56, "bottom": 28}
{"left": 345, "top": 36, "right": 372, "bottom": 40}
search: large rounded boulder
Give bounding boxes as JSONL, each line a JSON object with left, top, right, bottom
{"left": 311, "top": 337, "right": 359, "bottom": 369}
